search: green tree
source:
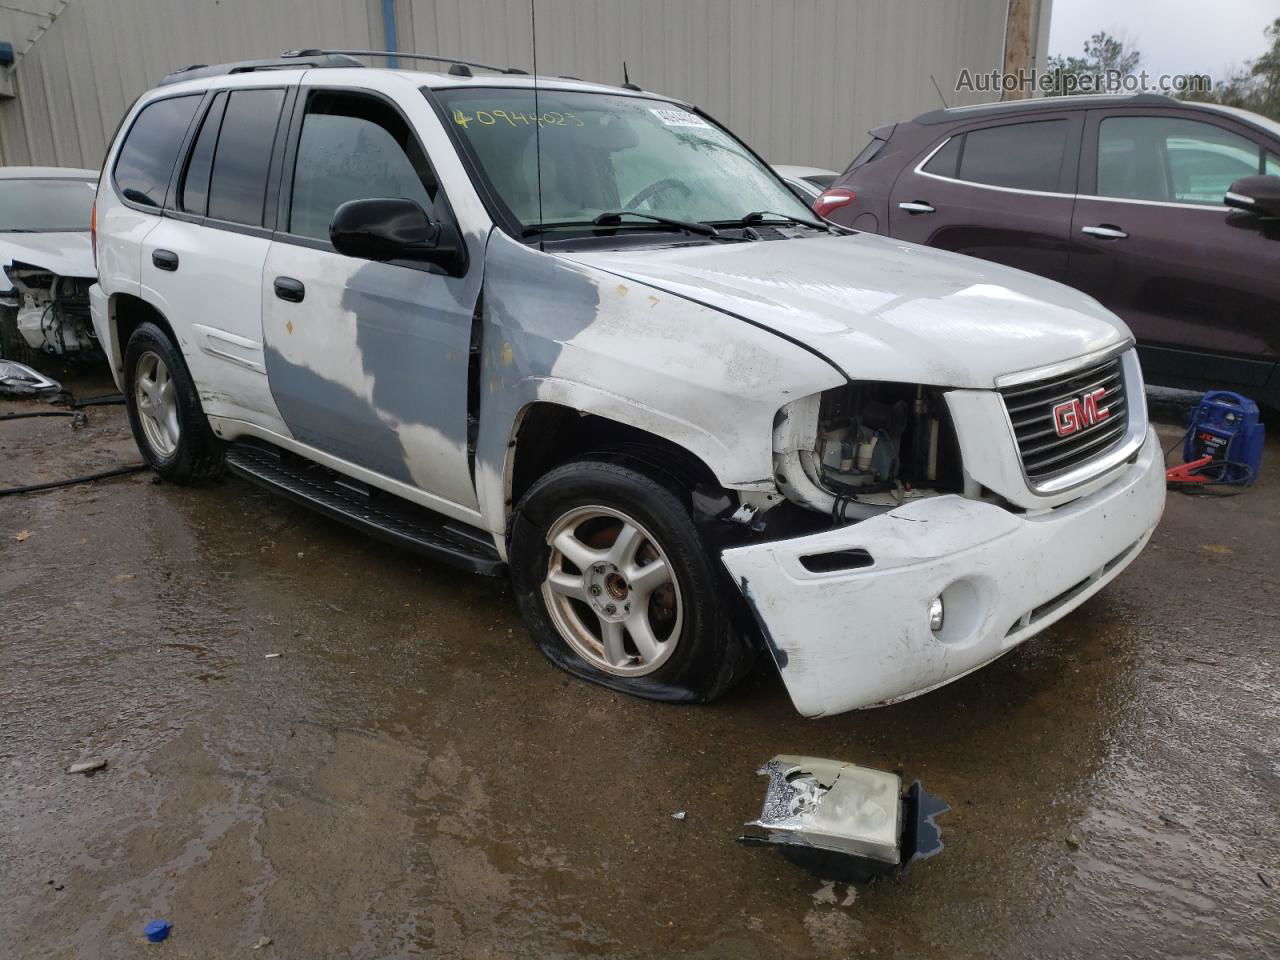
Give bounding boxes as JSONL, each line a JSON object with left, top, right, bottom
{"left": 1183, "top": 17, "right": 1280, "bottom": 121}
{"left": 1046, "top": 31, "right": 1143, "bottom": 96}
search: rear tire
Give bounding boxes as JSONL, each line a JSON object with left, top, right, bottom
{"left": 509, "top": 457, "right": 754, "bottom": 703}
{"left": 123, "top": 321, "right": 224, "bottom": 483}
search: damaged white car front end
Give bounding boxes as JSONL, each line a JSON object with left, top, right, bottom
{"left": 1, "top": 259, "right": 97, "bottom": 355}
{"left": 572, "top": 234, "right": 1167, "bottom": 718}
{"left": 725, "top": 344, "right": 1165, "bottom": 718}
{"left": 0, "top": 167, "right": 99, "bottom": 361}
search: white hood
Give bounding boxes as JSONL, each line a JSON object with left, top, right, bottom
{"left": 562, "top": 232, "right": 1132, "bottom": 388}
{"left": 0, "top": 232, "right": 95, "bottom": 281}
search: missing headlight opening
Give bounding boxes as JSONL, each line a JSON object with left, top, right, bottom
{"left": 816, "top": 383, "right": 963, "bottom": 500}
{"left": 2, "top": 264, "right": 97, "bottom": 357}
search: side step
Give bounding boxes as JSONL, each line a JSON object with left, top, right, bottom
{"left": 225, "top": 442, "right": 505, "bottom": 576}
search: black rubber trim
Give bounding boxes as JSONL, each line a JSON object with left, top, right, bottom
{"left": 225, "top": 442, "right": 504, "bottom": 576}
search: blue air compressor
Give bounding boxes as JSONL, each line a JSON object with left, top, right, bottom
{"left": 1172, "top": 391, "right": 1265, "bottom": 487}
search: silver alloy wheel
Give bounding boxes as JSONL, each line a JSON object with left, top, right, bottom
{"left": 133, "top": 350, "right": 180, "bottom": 459}
{"left": 541, "top": 505, "right": 683, "bottom": 676}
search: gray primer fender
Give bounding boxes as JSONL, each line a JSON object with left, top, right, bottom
{"left": 473, "top": 230, "right": 846, "bottom": 543}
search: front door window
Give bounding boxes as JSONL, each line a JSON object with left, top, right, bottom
{"left": 1097, "top": 116, "right": 1267, "bottom": 205}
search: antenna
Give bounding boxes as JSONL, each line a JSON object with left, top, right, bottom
{"left": 621, "top": 60, "right": 640, "bottom": 91}
{"left": 531, "top": 0, "right": 544, "bottom": 250}
{"left": 929, "top": 74, "right": 950, "bottom": 109}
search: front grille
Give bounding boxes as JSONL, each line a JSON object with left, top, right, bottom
{"left": 1001, "top": 354, "right": 1128, "bottom": 483}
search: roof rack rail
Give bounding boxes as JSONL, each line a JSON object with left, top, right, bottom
{"left": 159, "top": 53, "right": 364, "bottom": 86}
{"left": 283, "top": 48, "right": 528, "bottom": 75}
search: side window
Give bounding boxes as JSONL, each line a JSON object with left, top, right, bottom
{"left": 114, "top": 95, "right": 202, "bottom": 208}
{"left": 955, "top": 120, "right": 1068, "bottom": 191}
{"left": 1097, "top": 116, "right": 1263, "bottom": 205}
{"left": 207, "top": 88, "right": 285, "bottom": 225}
{"left": 1268, "top": 152, "right": 1280, "bottom": 176}
{"left": 922, "top": 136, "right": 962, "bottom": 178}
{"left": 288, "top": 90, "right": 439, "bottom": 242}
{"left": 180, "top": 93, "right": 227, "bottom": 216}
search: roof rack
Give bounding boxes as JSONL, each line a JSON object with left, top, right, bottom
{"left": 159, "top": 53, "right": 364, "bottom": 86}
{"left": 913, "top": 92, "right": 1178, "bottom": 125}
{"left": 158, "top": 48, "right": 528, "bottom": 87}
{"left": 283, "top": 48, "right": 528, "bottom": 75}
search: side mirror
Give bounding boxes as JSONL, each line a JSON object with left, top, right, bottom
{"left": 330, "top": 197, "right": 464, "bottom": 272}
{"left": 1224, "top": 174, "right": 1280, "bottom": 218}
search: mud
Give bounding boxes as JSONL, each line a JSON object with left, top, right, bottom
{"left": 2, "top": 369, "right": 1277, "bottom": 959}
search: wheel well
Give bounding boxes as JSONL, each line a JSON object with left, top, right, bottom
{"left": 509, "top": 403, "right": 722, "bottom": 509}
{"left": 112, "top": 294, "right": 174, "bottom": 364}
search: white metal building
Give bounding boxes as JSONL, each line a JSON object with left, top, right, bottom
{"left": 0, "top": 0, "right": 1051, "bottom": 172}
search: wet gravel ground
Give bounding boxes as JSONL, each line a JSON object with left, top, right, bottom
{"left": 2, "top": 370, "right": 1277, "bottom": 959}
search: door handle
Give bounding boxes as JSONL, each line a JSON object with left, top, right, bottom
{"left": 1081, "top": 224, "right": 1128, "bottom": 239}
{"left": 898, "top": 201, "right": 936, "bottom": 214}
{"left": 151, "top": 249, "right": 179, "bottom": 271}
{"left": 273, "top": 276, "right": 305, "bottom": 303}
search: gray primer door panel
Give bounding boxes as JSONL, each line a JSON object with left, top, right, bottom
{"left": 261, "top": 243, "right": 482, "bottom": 512}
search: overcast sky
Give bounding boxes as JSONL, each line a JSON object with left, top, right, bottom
{"left": 1048, "top": 0, "right": 1275, "bottom": 80}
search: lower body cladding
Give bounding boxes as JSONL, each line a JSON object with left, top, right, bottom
{"left": 723, "top": 427, "right": 1166, "bottom": 718}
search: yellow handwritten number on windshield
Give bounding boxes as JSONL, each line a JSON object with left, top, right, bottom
{"left": 453, "top": 109, "right": 584, "bottom": 129}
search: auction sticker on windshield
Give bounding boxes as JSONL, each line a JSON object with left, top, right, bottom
{"left": 649, "top": 107, "right": 710, "bottom": 128}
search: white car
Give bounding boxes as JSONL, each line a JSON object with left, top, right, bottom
{"left": 0, "top": 166, "right": 99, "bottom": 361}
{"left": 90, "top": 52, "right": 1165, "bottom": 717}
{"left": 772, "top": 164, "right": 840, "bottom": 200}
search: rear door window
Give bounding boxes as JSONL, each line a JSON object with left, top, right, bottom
{"left": 180, "top": 93, "right": 227, "bottom": 216}
{"left": 207, "top": 88, "right": 285, "bottom": 225}
{"left": 287, "top": 90, "right": 439, "bottom": 242}
{"left": 1097, "top": 115, "right": 1266, "bottom": 205}
{"left": 920, "top": 120, "right": 1068, "bottom": 192}
{"left": 956, "top": 120, "right": 1068, "bottom": 191}
{"left": 114, "top": 94, "right": 202, "bottom": 208}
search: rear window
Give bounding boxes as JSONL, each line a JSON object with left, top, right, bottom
{"left": 114, "top": 94, "right": 202, "bottom": 208}
{"left": 922, "top": 120, "right": 1068, "bottom": 192}
{"left": 206, "top": 88, "right": 285, "bottom": 225}
{"left": 846, "top": 137, "right": 885, "bottom": 173}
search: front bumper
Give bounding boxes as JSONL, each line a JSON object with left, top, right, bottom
{"left": 722, "top": 426, "right": 1166, "bottom": 718}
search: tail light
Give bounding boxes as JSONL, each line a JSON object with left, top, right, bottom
{"left": 90, "top": 199, "right": 98, "bottom": 272}
{"left": 814, "top": 187, "right": 856, "bottom": 220}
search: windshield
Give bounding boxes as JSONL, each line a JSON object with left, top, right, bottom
{"left": 0, "top": 178, "right": 96, "bottom": 232}
{"left": 432, "top": 87, "right": 816, "bottom": 234}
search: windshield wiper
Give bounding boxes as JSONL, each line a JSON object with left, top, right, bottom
{"left": 593, "top": 211, "right": 721, "bottom": 237}
{"left": 733, "top": 210, "right": 831, "bottom": 231}
{"left": 522, "top": 211, "right": 720, "bottom": 239}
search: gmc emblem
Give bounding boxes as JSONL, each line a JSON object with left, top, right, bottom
{"left": 1053, "top": 388, "right": 1110, "bottom": 437}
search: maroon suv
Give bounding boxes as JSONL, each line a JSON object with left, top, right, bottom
{"left": 819, "top": 94, "right": 1280, "bottom": 406}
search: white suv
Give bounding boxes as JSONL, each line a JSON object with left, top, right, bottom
{"left": 91, "top": 52, "right": 1166, "bottom": 717}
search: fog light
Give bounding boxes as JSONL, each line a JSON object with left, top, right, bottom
{"left": 928, "top": 596, "right": 944, "bottom": 632}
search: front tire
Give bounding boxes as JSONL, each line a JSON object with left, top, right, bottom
{"left": 123, "top": 321, "right": 224, "bottom": 483}
{"left": 510, "top": 457, "right": 753, "bottom": 703}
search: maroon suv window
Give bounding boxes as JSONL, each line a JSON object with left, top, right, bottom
{"left": 923, "top": 119, "right": 1068, "bottom": 193}
{"left": 1098, "top": 115, "right": 1268, "bottom": 205}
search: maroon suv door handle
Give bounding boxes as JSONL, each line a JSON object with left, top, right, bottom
{"left": 1081, "top": 224, "right": 1128, "bottom": 240}
{"left": 898, "top": 201, "right": 936, "bottom": 214}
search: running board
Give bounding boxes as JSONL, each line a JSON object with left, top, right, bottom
{"left": 225, "top": 442, "right": 505, "bottom": 576}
